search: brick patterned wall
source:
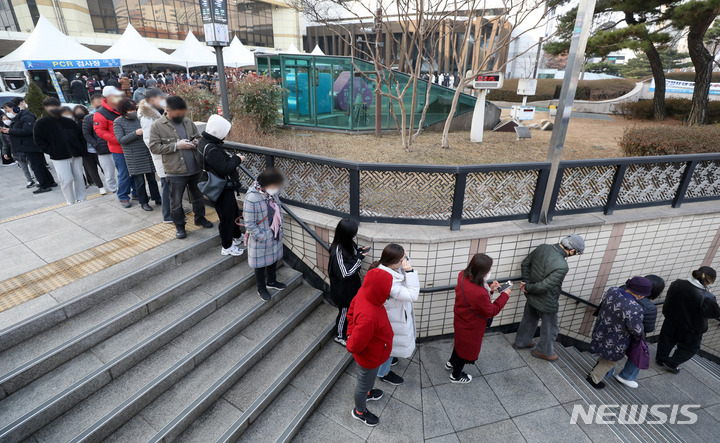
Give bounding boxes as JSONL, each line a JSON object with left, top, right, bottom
{"left": 281, "top": 211, "right": 720, "bottom": 358}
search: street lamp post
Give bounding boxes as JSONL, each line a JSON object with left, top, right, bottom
{"left": 375, "top": 1, "right": 383, "bottom": 138}
{"left": 538, "top": 0, "right": 596, "bottom": 224}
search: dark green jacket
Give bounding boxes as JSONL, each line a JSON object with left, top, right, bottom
{"left": 521, "top": 244, "right": 570, "bottom": 313}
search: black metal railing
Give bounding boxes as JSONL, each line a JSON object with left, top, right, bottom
{"left": 225, "top": 142, "right": 720, "bottom": 231}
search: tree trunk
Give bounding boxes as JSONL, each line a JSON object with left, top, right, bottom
{"left": 644, "top": 43, "right": 666, "bottom": 121}
{"left": 686, "top": 13, "right": 718, "bottom": 126}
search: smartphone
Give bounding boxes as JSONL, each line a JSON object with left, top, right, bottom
{"left": 359, "top": 246, "right": 372, "bottom": 252}
{"left": 498, "top": 281, "right": 513, "bottom": 292}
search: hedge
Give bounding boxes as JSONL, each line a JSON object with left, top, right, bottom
{"left": 618, "top": 98, "right": 720, "bottom": 123}
{"left": 619, "top": 125, "right": 720, "bottom": 156}
{"left": 487, "top": 78, "right": 637, "bottom": 102}
{"left": 665, "top": 72, "right": 720, "bottom": 83}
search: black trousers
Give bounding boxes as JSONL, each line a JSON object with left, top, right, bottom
{"left": 449, "top": 347, "right": 475, "bottom": 378}
{"left": 82, "top": 153, "right": 104, "bottom": 188}
{"left": 133, "top": 173, "right": 161, "bottom": 205}
{"left": 254, "top": 261, "right": 277, "bottom": 292}
{"left": 25, "top": 152, "right": 55, "bottom": 188}
{"left": 214, "top": 187, "right": 242, "bottom": 249}
{"left": 335, "top": 307, "right": 349, "bottom": 339}
{"left": 168, "top": 173, "right": 205, "bottom": 227}
{"left": 656, "top": 321, "right": 702, "bottom": 367}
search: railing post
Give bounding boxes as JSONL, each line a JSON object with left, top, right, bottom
{"left": 529, "top": 168, "right": 551, "bottom": 223}
{"left": 544, "top": 167, "right": 565, "bottom": 222}
{"left": 450, "top": 172, "right": 467, "bottom": 231}
{"left": 604, "top": 164, "right": 627, "bottom": 216}
{"left": 672, "top": 160, "right": 699, "bottom": 208}
{"left": 265, "top": 154, "right": 274, "bottom": 169}
{"left": 349, "top": 168, "right": 360, "bottom": 223}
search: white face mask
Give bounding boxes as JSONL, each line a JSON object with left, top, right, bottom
{"left": 265, "top": 187, "right": 279, "bottom": 196}
{"left": 485, "top": 270, "right": 492, "bottom": 281}
{"left": 3, "top": 119, "right": 9, "bottom": 126}
{"left": 5, "top": 112, "right": 14, "bottom": 119}
{"left": 159, "top": 99, "right": 167, "bottom": 109}
{"left": 63, "top": 114, "right": 74, "bottom": 119}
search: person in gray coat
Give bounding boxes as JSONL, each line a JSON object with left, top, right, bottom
{"left": 244, "top": 168, "right": 286, "bottom": 302}
{"left": 113, "top": 98, "right": 159, "bottom": 211}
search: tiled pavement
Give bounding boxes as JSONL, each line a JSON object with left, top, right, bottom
{"left": 297, "top": 334, "right": 720, "bottom": 442}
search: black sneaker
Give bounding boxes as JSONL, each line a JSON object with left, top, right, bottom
{"left": 586, "top": 375, "right": 606, "bottom": 390}
{"left": 391, "top": 357, "right": 399, "bottom": 366}
{"left": 26, "top": 180, "right": 35, "bottom": 188}
{"left": 266, "top": 281, "right": 287, "bottom": 290}
{"left": 660, "top": 362, "right": 681, "bottom": 374}
{"left": 32, "top": 187, "right": 52, "bottom": 194}
{"left": 258, "top": 289, "right": 272, "bottom": 302}
{"left": 352, "top": 408, "right": 379, "bottom": 427}
{"left": 380, "top": 371, "right": 404, "bottom": 386}
{"left": 154, "top": 199, "right": 162, "bottom": 205}
{"left": 49, "top": 182, "right": 58, "bottom": 187}
{"left": 176, "top": 226, "right": 187, "bottom": 239}
{"left": 367, "top": 389, "right": 383, "bottom": 401}
{"left": 141, "top": 203, "right": 153, "bottom": 211}
{"left": 449, "top": 372, "right": 472, "bottom": 384}
{"left": 195, "top": 217, "right": 213, "bottom": 228}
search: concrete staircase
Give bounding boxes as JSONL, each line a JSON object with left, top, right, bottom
{"left": 0, "top": 235, "right": 351, "bottom": 443}
{"left": 555, "top": 343, "right": 720, "bottom": 443}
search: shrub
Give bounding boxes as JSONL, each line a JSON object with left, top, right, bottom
{"left": 228, "top": 76, "right": 283, "bottom": 134}
{"left": 487, "top": 78, "right": 636, "bottom": 102}
{"left": 618, "top": 98, "right": 720, "bottom": 123}
{"left": 24, "top": 82, "right": 47, "bottom": 118}
{"left": 619, "top": 125, "right": 720, "bottom": 156}
{"left": 161, "top": 82, "right": 218, "bottom": 122}
{"left": 665, "top": 72, "right": 720, "bottom": 83}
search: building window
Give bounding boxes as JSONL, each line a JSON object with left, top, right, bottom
{"left": 0, "top": 0, "right": 19, "bottom": 31}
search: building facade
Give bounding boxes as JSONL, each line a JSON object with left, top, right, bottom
{"left": 0, "top": 0, "right": 301, "bottom": 56}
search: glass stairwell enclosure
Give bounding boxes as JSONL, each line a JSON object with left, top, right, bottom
{"left": 256, "top": 54, "right": 476, "bottom": 131}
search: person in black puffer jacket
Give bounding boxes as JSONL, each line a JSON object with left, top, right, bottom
{"left": 198, "top": 115, "right": 245, "bottom": 256}
{"left": 657, "top": 266, "right": 720, "bottom": 373}
{"left": 328, "top": 218, "right": 370, "bottom": 346}
{"left": 33, "top": 97, "right": 87, "bottom": 205}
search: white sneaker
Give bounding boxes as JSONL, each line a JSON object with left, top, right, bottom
{"left": 614, "top": 374, "right": 638, "bottom": 388}
{"left": 232, "top": 237, "right": 244, "bottom": 247}
{"left": 99, "top": 187, "right": 108, "bottom": 195}
{"left": 221, "top": 245, "right": 245, "bottom": 256}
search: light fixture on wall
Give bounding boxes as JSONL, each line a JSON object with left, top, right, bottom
{"left": 275, "top": 5, "right": 278, "bottom": 9}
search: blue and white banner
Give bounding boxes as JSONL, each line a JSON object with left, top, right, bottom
{"left": 650, "top": 78, "right": 720, "bottom": 95}
{"left": 23, "top": 59, "right": 121, "bottom": 70}
{"left": 47, "top": 68, "right": 66, "bottom": 103}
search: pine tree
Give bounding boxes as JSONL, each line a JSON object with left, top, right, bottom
{"left": 24, "top": 82, "right": 47, "bottom": 118}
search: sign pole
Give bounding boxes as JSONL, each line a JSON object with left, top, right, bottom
{"left": 538, "top": 0, "right": 596, "bottom": 224}
{"left": 374, "top": 0, "right": 382, "bottom": 138}
{"left": 215, "top": 47, "right": 230, "bottom": 120}
{"left": 470, "top": 89, "right": 486, "bottom": 142}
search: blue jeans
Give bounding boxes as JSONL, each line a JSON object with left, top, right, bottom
{"left": 112, "top": 153, "right": 136, "bottom": 201}
{"left": 160, "top": 177, "right": 172, "bottom": 221}
{"left": 606, "top": 359, "right": 640, "bottom": 381}
{"left": 377, "top": 356, "right": 392, "bottom": 377}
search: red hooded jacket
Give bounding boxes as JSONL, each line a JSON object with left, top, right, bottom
{"left": 93, "top": 98, "right": 122, "bottom": 154}
{"left": 346, "top": 268, "right": 394, "bottom": 369}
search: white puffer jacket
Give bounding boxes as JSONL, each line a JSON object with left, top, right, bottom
{"left": 379, "top": 264, "right": 420, "bottom": 358}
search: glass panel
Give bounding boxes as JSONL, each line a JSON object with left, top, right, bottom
{"left": 283, "top": 56, "right": 315, "bottom": 126}
{"left": 314, "top": 57, "right": 351, "bottom": 129}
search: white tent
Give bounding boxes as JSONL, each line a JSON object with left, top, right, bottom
{"left": 103, "top": 23, "right": 184, "bottom": 67}
{"left": 223, "top": 36, "right": 255, "bottom": 68}
{"left": 285, "top": 43, "right": 302, "bottom": 54}
{"left": 171, "top": 31, "right": 217, "bottom": 68}
{"left": 311, "top": 45, "right": 325, "bottom": 56}
{"left": 0, "top": 15, "right": 116, "bottom": 71}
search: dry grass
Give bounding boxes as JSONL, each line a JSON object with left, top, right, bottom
{"left": 227, "top": 110, "right": 685, "bottom": 165}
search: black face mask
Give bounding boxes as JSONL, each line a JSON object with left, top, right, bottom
{"left": 48, "top": 108, "right": 62, "bottom": 117}
{"left": 170, "top": 115, "right": 184, "bottom": 124}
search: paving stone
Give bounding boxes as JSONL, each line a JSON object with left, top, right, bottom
{"left": 516, "top": 342, "right": 582, "bottom": 404}
{"left": 420, "top": 340, "right": 480, "bottom": 387}
{"left": 475, "top": 334, "right": 528, "bottom": 375}
{"left": 420, "top": 360, "right": 433, "bottom": 388}
{"left": 175, "top": 398, "right": 244, "bottom": 443}
{"left": 434, "top": 375, "right": 508, "bottom": 432}
{"left": 425, "top": 433, "right": 461, "bottom": 443}
{"left": 560, "top": 402, "right": 623, "bottom": 443}
{"left": 366, "top": 398, "right": 424, "bottom": 443}
{"left": 0, "top": 244, "right": 47, "bottom": 280}
{"left": 485, "top": 366, "right": 559, "bottom": 417}
{"left": 24, "top": 225, "right": 104, "bottom": 263}
{"left": 290, "top": 410, "right": 364, "bottom": 443}
{"left": 456, "top": 418, "right": 526, "bottom": 443}
{"left": 390, "top": 361, "right": 422, "bottom": 411}
{"left": 512, "top": 405, "right": 591, "bottom": 443}
{"left": 421, "top": 387, "right": 455, "bottom": 439}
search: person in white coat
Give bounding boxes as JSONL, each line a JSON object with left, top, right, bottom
{"left": 370, "top": 243, "right": 420, "bottom": 386}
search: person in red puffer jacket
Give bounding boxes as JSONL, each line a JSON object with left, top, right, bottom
{"left": 346, "top": 268, "right": 393, "bottom": 427}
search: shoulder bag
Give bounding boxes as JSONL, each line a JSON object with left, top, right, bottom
{"left": 198, "top": 144, "right": 227, "bottom": 202}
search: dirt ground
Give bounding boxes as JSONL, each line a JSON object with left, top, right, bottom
{"left": 246, "top": 110, "right": 684, "bottom": 165}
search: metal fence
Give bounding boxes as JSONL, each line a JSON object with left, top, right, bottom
{"left": 225, "top": 142, "right": 720, "bottom": 230}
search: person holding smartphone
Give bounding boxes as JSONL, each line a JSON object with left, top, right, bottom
{"left": 446, "top": 253, "right": 511, "bottom": 383}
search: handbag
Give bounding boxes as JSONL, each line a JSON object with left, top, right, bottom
{"left": 460, "top": 278, "right": 494, "bottom": 328}
{"left": 626, "top": 333, "right": 650, "bottom": 370}
{"left": 198, "top": 144, "right": 227, "bottom": 202}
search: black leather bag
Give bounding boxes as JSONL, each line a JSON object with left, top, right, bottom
{"left": 199, "top": 145, "right": 227, "bottom": 202}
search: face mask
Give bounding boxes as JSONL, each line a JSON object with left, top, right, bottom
{"left": 3, "top": 120, "right": 10, "bottom": 126}
{"left": 265, "top": 187, "right": 279, "bottom": 195}
{"left": 75, "top": 113, "right": 84, "bottom": 120}
{"left": 159, "top": 99, "right": 167, "bottom": 108}
{"left": 19, "top": 103, "right": 26, "bottom": 110}
{"left": 485, "top": 270, "right": 492, "bottom": 281}
{"left": 5, "top": 112, "right": 14, "bottom": 119}
{"left": 171, "top": 115, "right": 184, "bottom": 124}
{"left": 126, "top": 112, "right": 137, "bottom": 120}
{"left": 48, "top": 108, "right": 62, "bottom": 117}
{"left": 63, "top": 114, "right": 74, "bottom": 119}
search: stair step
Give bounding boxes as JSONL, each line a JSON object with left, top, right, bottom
{"left": 0, "top": 245, "right": 237, "bottom": 398}
{"left": 29, "top": 268, "right": 305, "bottom": 443}
{"left": 0, "top": 258, "right": 253, "bottom": 443}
